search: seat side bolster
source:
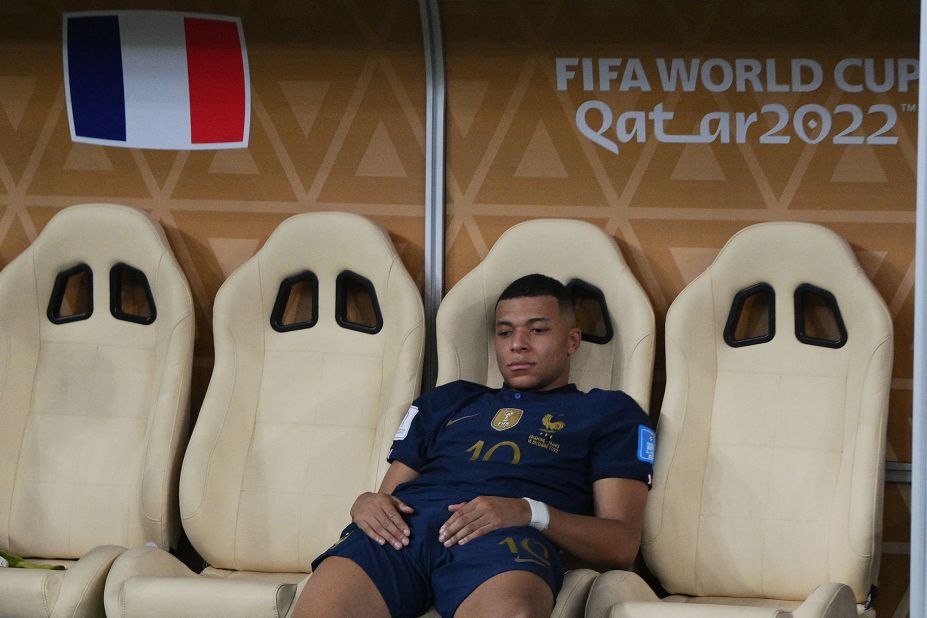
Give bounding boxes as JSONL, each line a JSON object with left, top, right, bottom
{"left": 552, "top": 568, "right": 599, "bottom": 618}
{"left": 119, "top": 574, "right": 296, "bottom": 618}
{"left": 103, "top": 546, "right": 193, "bottom": 618}
{"left": 791, "top": 583, "right": 858, "bottom": 618}
{"left": 585, "top": 570, "right": 660, "bottom": 618}
{"left": 141, "top": 312, "right": 195, "bottom": 548}
{"left": 607, "top": 604, "right": 790, "bottom": 618}
{"left": 51, "top": 544, "right": 125, "bottom": 618}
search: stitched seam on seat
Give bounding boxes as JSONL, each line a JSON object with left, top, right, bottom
{"left": 822, "top": 374, "right": 847, "bottom": 594}
{"left": 143, "top": 313, "right": 193, "bottom": 546}
{"left": 626, "top": 333, "right": 654, "bottom": 404}
{"left": 692, "top": 275, "right": 720, "bottom": 596}
{"left": 38, "top": 340, "right": 157, "bottom": 351}
{"left": 847, "top": 336, "right": 891, "bottom": 562}
{"left": 232, "top": 264, "right": 269, "bottom": 572}
{"left": 40, "top": 572, "right": 52, "bottom": 617}
{"left": 140, "top": 255, "right": 169, "bottom": 532}
{"left": 760, "top": 373, "right": 782, "bottom": 599}
{"left": 183, "top": 317, "right": 237, "bottom": 521}
{"left": 273, "top": 583, "right": 288, "bottom": 617}
{"left": 69, "top": 553, "right": 112, "bottom": 618}
{"left": 819, "top": 587, "right": 840, "bottom": 614}
{"left": 8, "top": 253, "right": 41, "bottom": 555}
{"left": 551, "top": 572, "right": 589, "bottom": 617}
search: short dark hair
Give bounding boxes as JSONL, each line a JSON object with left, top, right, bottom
{"left": 496, "top": 274, "right": 574, "bottom": 318}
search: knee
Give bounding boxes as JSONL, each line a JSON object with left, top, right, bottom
{"left": 490, "top": 598, "right": 550, "bottom": 618}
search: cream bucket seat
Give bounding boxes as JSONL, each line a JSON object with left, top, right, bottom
{"left": 586, "top": 222, "right": 893, "bottom": 618}
{"left": 0, "top": 203, "right": 194, "bottom": 617}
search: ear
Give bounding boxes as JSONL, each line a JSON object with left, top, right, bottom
{"left": 567, "top": 327, "right": 581, "bottom": 356}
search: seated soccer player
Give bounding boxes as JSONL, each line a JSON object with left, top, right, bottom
{"left": 292, "top": 274, "right": 654, "bottom": 618}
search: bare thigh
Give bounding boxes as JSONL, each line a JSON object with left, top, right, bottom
{"left": 454, "top": 570, "right": 554, "bottom": 618}
{"left": 289, "top": 556, "right": 390, "bottom": 618}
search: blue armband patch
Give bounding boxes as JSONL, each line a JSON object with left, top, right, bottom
{"left": 637, "top": 425, "right": 656, "bottom": 463}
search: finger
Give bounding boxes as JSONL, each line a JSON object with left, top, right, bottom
{"left": 380, "top": 504, "right": 411, "bottom": 536}
{"left": 373, "top": 513, "right": 410, "bottom": 549}
{"left": 445, "top": 516, "right": 491, "bottom": 547}
{"left": 383, "top": 510, "right": 412, "bottom": 541}
{"left": 355, "top": 520, "right": 387, "bottom": 546}
{"left": 456, "top": 523, "right": 492, "bottom": 546}
{"left": 438, "top": 509, "right": 469, "bottom": 541}
{"left": 441, "top": 501, "right": 474, "bottom": 528}
{"left": 391, "top": 497, "right": 416, "bottom": 514}
{"left": 441, "top": 511, "right": 483, "bottom": 545}
{"left": 356, "top": 505, "right": 407, "bottom": 550}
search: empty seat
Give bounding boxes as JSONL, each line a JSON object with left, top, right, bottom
{"left": 103, "top": 211, "right": 424, "bottom": 618}
{"left": 587, "top": 222, "right": 893, "bottom": 618}
{"left": 0, "top": 203, "right": 194, "bottom": 617}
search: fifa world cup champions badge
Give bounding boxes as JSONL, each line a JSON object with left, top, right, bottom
{"left": 491, "top": 408, "right": 523, "bottom": 431}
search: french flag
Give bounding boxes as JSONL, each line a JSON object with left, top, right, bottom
{"left": 63, "top": 11, "right": 250, "bottom": 150}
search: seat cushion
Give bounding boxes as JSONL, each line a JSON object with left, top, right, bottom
{"left": 0, "top": 545, "right": 123, "bottom": 618}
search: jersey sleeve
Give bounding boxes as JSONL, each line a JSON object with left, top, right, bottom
{"left": 386, "top": 394, "right": 433, "bottom": 472}
{"left": 589, "top": 392, "right": 655, "bottom": 488}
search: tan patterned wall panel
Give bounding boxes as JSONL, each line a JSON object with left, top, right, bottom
{"left": 443, "top": 1, "right": 916, "bottom": 615}
{"left": 0, "top": 0, "right": 426, "bottom": 413}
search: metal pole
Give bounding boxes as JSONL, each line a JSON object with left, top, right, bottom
{"left": 911, "top": 2, "right": 927, "bottom": 614}
{"left": 418, "top": 0, "right": 446, "bottom": 391}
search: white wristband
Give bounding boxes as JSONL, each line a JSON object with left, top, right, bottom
{"left": 523, "top": 497, "right": 550, "bottom": 531}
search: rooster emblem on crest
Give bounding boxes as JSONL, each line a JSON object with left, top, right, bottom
{"left": 541, "top": 414, "right": 566, "bottom": 432}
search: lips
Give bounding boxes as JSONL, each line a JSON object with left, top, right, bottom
{"left": 507, "top": 361, "right": 533, "bottom": 372}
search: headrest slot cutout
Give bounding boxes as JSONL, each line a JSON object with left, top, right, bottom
{"left": 48, "top": 263, "right": 93, "bottom": 324}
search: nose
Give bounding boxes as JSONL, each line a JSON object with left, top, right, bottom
{"left": 510, "top": 329, "right": 529, "bottom": 351}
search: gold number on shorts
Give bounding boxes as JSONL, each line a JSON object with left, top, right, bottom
{"left": 499, "top": 536, "right": 551, "bottom": 567}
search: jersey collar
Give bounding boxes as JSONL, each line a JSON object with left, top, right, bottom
{"left": 500, "top": 382, "right": 579, "bottom": 399}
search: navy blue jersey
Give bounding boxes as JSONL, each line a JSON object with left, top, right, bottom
{"left": 387, "top": 381, "right": 654, "bottom": 516}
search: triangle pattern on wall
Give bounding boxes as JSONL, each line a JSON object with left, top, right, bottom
{"left": 831, "top": 145, "right": 889, "bottom": 184}
{"left": 671, "top": 144, "right": 726, "bottom": 181}
{"left": 0, "top": 76, "right": 36, "bottom": 130}
{"left": 514, "top": 121, "right": 567, "bottom": 178}
{"left": 356, "top": 121, "right": 408, "bottom": 178}
{"left": 63, "top": 144, "right": 114, "bottom": 172}
{"left": 448, "top": 79, "right": 489, "bottom": 137}
{"left": 279, "top": 80, "right": 330, "bottom": 137}
{"left": 208, "top": 237, "right": 261, "bottom": 277}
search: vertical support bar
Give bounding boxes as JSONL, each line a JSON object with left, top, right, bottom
{"left": 912, "top": 2, "right": 927, "bottom": 615}
{"left": 419, "top": 0, "right": 446, "bottom": 390}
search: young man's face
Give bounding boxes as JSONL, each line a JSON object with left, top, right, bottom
{"left": 494, "top": 294, "right": 581, "bottom": 391}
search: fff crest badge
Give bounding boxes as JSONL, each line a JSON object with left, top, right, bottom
{"left": 491, "top": 408, "right": 523, "bottom": 431}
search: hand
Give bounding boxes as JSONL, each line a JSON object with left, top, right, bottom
{"left": 350, "top": 492, "right": 415, "bottom": 550}
{"left": 438, "top": 496, "right": 531, "bottom": 547}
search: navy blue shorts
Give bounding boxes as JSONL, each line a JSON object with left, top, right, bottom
{"left": 311, "top": 499, "right": 563, "bottom": 618}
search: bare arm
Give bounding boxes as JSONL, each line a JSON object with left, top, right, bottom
{"left": 438, "top": 477, "right": 648, "bottom": 570}
{"left": 378, "top": 460, "right": 420, "bottom": 494}
{"left": 350, "top": 460, "right": 421, "bottom": 550}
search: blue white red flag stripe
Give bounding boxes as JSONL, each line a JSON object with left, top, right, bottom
{"left": 185, "top": 18, "right": 246, "bottom": 144}
{"left": 63, "top": 11, "right": 250, "bottom": 150}
{"left": 65, "top": 16, "right": 126, "bottom": 142}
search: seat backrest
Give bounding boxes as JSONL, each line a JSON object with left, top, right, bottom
{"left": 0, "top": 203, "right": 194, "bottom": 559}
{"left": 643, "top": 222, "right": 892, "bottom": 603}
{"left": 436, "top": 218, "right": 654, "bottom": 408}
{"left": 179, "top": 211, "right": 424, "bottom": 574}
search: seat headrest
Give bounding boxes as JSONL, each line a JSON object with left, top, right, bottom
{"left": 437, "top": 218, "right": 655, "bottom": 405}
